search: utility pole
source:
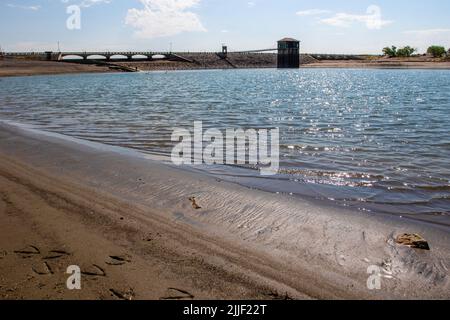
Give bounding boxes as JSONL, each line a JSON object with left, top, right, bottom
{"left": 57, "top": 41, "right": 61, "bottom": 53}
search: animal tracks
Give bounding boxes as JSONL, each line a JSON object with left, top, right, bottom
{"left": 14, "top": 246, "right": 70, "bottom": 260}
{"left": 32, "top": 262, "right": 54, "bottom": 275}
{"left": 8, "top": 245, "right": 150, "bottom": 299}
{"left": 265, "top": 291, "right": 294, "bottom": 300}
{"left": 11, "top": 245, "right": 111, "bottom": 279}
{"left": 43, "top": 250, "right": 71, "bottom": 260}
{"left": 109, "top": 288, "right": 135, "bottom": 300}
{"left": 105, "top": 254, "right": 132, "bottom": 266}
{"left": 12, "top": 245, "right": 69, "bottom": 277}
{"left": 161, "top": 288, "right": 194, "bottom": 300}
{"left": 81, "top": 264, "right": 106, "bottom": 277}
{"left": 14, "top": 245, "right": 40, "bottom": 258}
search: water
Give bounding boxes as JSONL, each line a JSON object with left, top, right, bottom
{"left": 1, "top": 68, "right": 450, "bottom": 227}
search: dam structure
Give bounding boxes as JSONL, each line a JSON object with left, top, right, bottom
{"left": 1, "top": 38, "right": 367, "bottom": 70}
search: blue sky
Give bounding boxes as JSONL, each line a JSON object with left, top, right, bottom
{"left": 1, "top": 0, "right": 450, "bottom": 54}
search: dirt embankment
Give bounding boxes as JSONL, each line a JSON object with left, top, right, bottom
{"left": 115, "top": 53, "right": 278, "bottom": 71}
{"left": 2, "top": 54, "right": 450, "bottom": 78}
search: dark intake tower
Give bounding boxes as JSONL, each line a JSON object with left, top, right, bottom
{"left": 277, "top": 38, "right": 300, "bottom": 68}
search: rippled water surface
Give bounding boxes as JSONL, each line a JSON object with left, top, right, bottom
{"left": 1, "top": 69, "right": 450, "bottom": 226}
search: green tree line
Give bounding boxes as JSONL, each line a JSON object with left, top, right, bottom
{"left": 382, "top": 45, "right": 448, "bottom": 58}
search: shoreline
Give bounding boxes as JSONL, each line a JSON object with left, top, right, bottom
{"left": 1, "top": 121, "right": 449, "bottom": 299}
{"left": 302, "top": 60, "right": 450, "bottom": 70}
{"left": 0, "top": 60, "right": 119, "bottom": 78}
{"left": 2, "top": 58, "right": 450, "bottom": 78}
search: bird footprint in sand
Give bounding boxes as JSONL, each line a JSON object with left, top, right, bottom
{"left": 14, "top": 245, "right": 40, "bottom": 258}
{"left": 106, "top": 254, "right": 132, "bottom": 266}
{"left": 161, "top": 288, "right": 194, "bottom": 300}
{"left": 14, "top": 246, "right": 71, "bottom": 261}
{"left": 81, "top": 264, "right": 106, "bottom": 277}
{"left": 32, "top": 262, "right": 54, "bottom": 275}
{"left": 43, "top": 250, "right": 71, "bottom": 260}
{"left": 109, "top": 288, "right": 135, "bottom": 300}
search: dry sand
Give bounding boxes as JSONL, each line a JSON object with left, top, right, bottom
{"left": 0, "top": 59, "right": 115, "bottom": 77}
{"left": 303, "top": 59, "right": 450, "bottom": 69}
{"left": 0, "top": 122, "right": 449, "bottom": 300}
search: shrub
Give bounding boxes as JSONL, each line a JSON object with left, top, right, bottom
{"left": 383, "top": 46, "right": 416, "bottom": 57}
{"left": 427, "top": 46, "right": 446, "bottom": 58}
{"left": 396, "top": 46, "right": 416, "bottom": 57}
{"left": 382, "top": 46, "right": 397, "bottom": 57}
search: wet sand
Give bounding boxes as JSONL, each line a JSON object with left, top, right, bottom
{"left": 0, "top": 123, "right": 313, "bottom": 300}
{"left": 0, "top": 122, "right": 449, "bottom": 300}
{"left": 0, "top": 166, "right": 283, "bottom": 300}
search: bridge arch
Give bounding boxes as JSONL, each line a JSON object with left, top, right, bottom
{"left": 61, "top": 55, "right": 85, "bottom": 60}
{"left": 131, "top": 54, "right": 148, "bottom": 60}
{"left": 152, "top": 54, "right": 166, "bottom": 60}
{"left": 86, "top": 54, "right": 107, "bottom": 60}
{"left": 109, "top": 54, "right": 128, "bottom": 60}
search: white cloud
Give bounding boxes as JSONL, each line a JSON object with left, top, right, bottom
{"left": 80, "top": 0, "right": 111, "bottom": 7}
{"left": 247, "top": 1, "right": 256, "bottom": 8}
{"left": 296, "top": 9, "right": 331, "bottom": 17}
{"left": 60, "top": 0, "right": 111, "bottom": 8}
{"left": 7, "top": 4, "right": 41, "bottom": 11}
{"left": 320, "top": 5, "right": 392, "bottom": 30}
{"left": 125, "top": 0, "right": 206, "bottom": 39}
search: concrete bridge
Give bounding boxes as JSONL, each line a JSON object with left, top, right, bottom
{"left": 1, "top": 48, "right": 281, "bottom": 61}
{"left": 1, "top": 51, "right": 194, "bottom": 62}
{"left": 58, "top": 51, "right": 179, "bottom": 61}
{"left": 3, "top": 51, "right": 364, "bottom": 60}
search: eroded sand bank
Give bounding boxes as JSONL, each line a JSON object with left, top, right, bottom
{"left": 0, "top": 122, "right": 449, "bottom": 299}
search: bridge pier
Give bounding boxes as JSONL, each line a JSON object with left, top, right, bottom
{"left": 44, "top": 51, "right": 53, "bottom": 61}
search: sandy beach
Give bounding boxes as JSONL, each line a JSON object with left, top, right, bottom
{"left": 0, "top": 60, "right": 117, "bottom": 78}
{"left": 0, "top": 122, "right": 449, "bottom": 300}
{"left": 2, "top": 0, "right": 450, "bottom": 308}
{"left": 302, "top": 58, "right": 450, "bottom": 69}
